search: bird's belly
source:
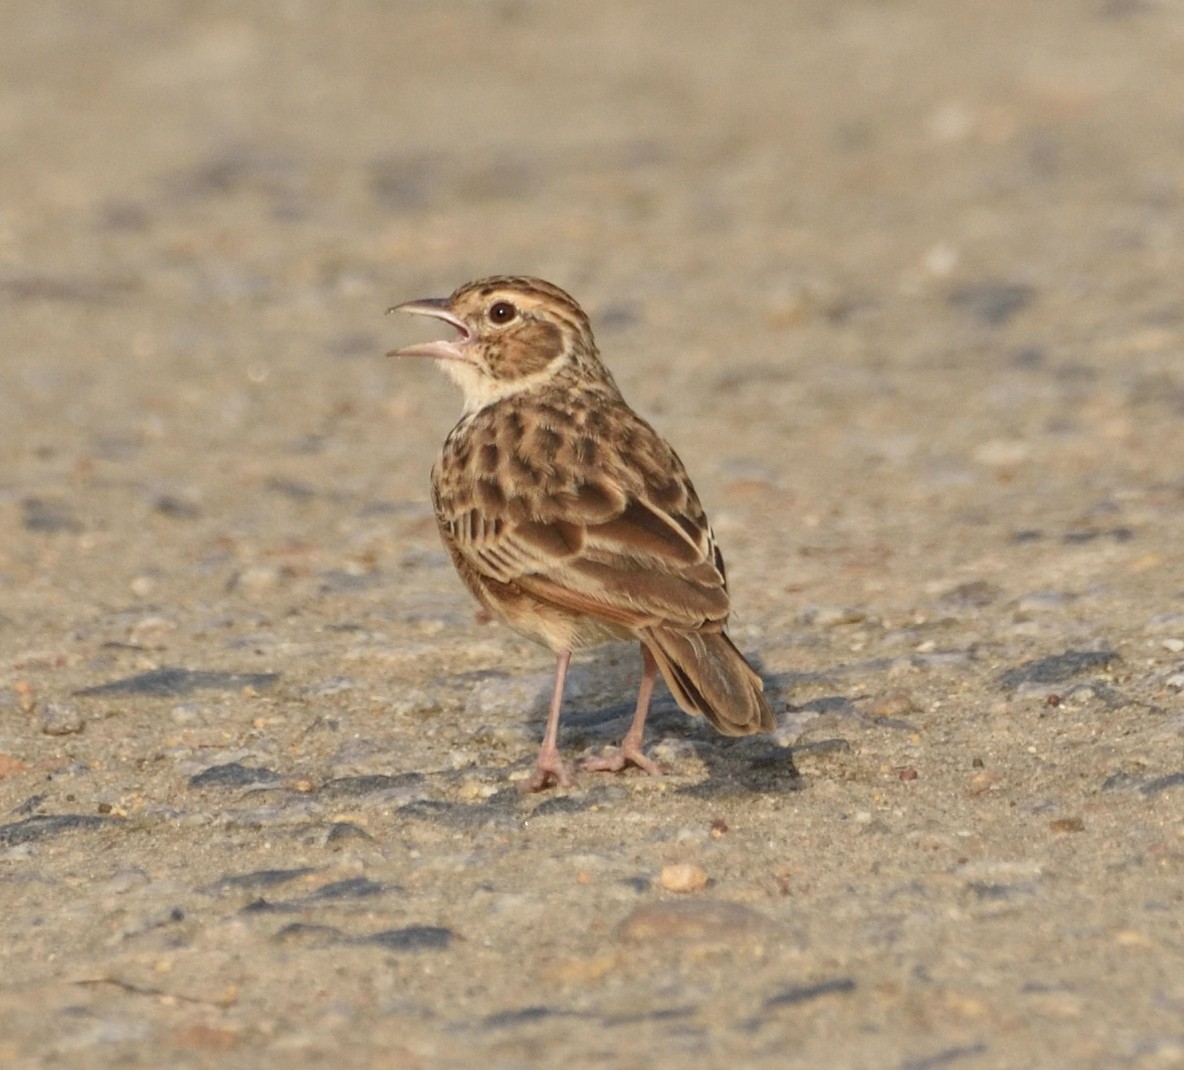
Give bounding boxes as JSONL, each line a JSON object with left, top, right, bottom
{"left": 496, "top": 590, "right": 634, "bottom": 652}
{"left": 440, "top": 532, "right": 634, "bottom": 652}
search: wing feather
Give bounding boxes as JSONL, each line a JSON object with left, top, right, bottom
{"left": 433, "top": 396, "right": 729, "bottom": 632}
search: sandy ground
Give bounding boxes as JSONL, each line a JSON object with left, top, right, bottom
{"left": 2, "top": 2, "right": 1183, "bottom": 1067}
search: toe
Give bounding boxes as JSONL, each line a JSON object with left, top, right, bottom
{"left": 582, "top": 753, "right": 626, "bottom": 774}
{"left": 523, "top": 755, "right": 573, "bottom": 792}
{"left": 583, "top": 747, "right": 662, "bottom": 777}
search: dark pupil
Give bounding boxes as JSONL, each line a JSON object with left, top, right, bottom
{"left": 490, "top": 301, "right": 516, "bottom": 323}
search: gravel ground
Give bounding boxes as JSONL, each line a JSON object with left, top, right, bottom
{"left": 2, "top": 2, "right": 1183, "bottom": 1067}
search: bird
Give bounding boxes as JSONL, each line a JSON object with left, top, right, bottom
{"left": 387, "top": 276, "right": 775, "bottom": 790}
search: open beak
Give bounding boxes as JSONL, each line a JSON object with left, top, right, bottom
{"left": 386, "top": 298, "right": 472, "bottom": 361}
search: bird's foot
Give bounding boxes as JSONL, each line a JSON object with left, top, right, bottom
{"left": 522, "top": 747, "right": 574, "bottom": 792}
{"left": 583, "top": 742, "right": 663, "bottom": 778}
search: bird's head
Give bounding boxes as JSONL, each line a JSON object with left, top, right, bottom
{"left": 388, "top": 276, "right": 610, "bottom": 411}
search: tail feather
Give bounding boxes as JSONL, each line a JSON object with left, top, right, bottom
{"left": 641, "top": 627, "right": 775, "bottom": 736}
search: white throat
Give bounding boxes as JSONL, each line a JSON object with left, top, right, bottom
{"left": 442, "top": 354, "right": 568, "bottom": 415}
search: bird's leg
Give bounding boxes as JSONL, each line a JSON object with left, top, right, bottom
{"left": 583, "top": 644, "right": 663, "bottom": 777}
{"left": 526, "top": 649, "right": 574, "bottom": 791}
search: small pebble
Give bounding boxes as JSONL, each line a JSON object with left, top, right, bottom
{"left": 456, "top": 778, "right": 499, "bottom": 802}
{"left": 650, "top": 737, "right": 699, "bottom": 766}
{"left": 170, "top": 703, "right": 212, "bottom": 725}
{"left": 659, "top": 863, "right": 708, "bottom": 893}
{"left": 1162, "top": 638, "right": 1184, "bottom": 653}
{"left": 805, "top": 606, "right": 867, "bottom": 628}
{"left": 235, "top": 565, "right": 283, "bottom": 596}
{"left": 970, "top": 770, "right": 999, "bottom": 795}
{"left": 128, "top": 615, "right": 177, "bottom": 644}
{"left": 41, "top": 701, "right": 85, "bottom": 736}
{"left": 868, "top": 689, "right": 922, "bottom": 719}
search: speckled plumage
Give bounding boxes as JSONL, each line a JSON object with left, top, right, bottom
{"left": 389, "top": 276, "right": 774, "bottom": 789}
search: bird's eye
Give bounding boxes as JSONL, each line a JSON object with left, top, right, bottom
{"left": 488, "top": 301, "right": 517, "bottom": 324}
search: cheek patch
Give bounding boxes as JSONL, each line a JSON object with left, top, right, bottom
{"left": 494, "top": 319, "right": 563, "bottom": 379}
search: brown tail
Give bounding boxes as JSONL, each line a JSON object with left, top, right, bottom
{"left": 640, "top": 627, "right": 775, "bottom": 736}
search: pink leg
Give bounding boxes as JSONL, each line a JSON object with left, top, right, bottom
{"left": 525, "top": 650, "right": 574, "bottom": 792}
{"left": 583, "top": 644, "right": 663, "bottom": 777}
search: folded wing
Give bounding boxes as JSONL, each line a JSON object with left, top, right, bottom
{"left": 434, "top": 438, "right": 730, "bottom": 634}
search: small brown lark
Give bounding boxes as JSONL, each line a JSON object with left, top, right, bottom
{"left": 388, "top": 276, "right": 774, "bottom": 790}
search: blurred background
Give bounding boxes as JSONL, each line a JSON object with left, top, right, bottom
{"left": 6, "top": 1, "right": 1182, "bottom": 392}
